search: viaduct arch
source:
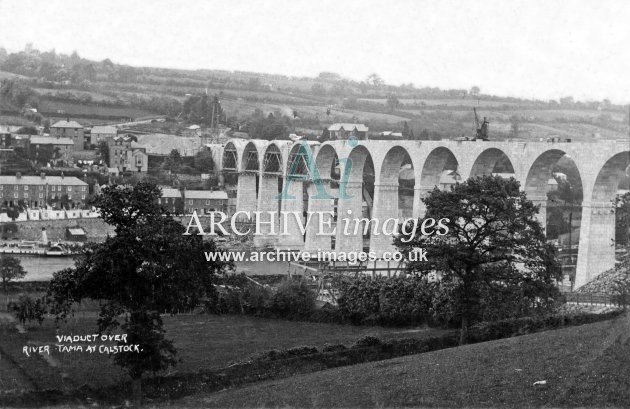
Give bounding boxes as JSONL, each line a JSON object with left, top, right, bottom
{"left": 221, "top": 137, "right": 629, "bottom": 287}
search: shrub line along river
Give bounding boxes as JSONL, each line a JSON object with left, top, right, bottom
{"left": 13, "top": 255, "right": 290, "bottom": 281}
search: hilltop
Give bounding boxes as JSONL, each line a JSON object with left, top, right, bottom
{"left": 1, "top": 46, "right": 629, "bottom": 141}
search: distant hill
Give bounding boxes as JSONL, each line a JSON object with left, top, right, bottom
{"left": 1, "top": 46, "right": 628, "bottom": 141}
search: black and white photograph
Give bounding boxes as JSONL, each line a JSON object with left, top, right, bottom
{"left": 0, "top": 0, "right": 629, "bottom": 407}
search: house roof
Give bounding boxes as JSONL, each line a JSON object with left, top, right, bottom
{"left": 67, "top": 227, "right": 86, "bottom": 236}
{"left": 184, "top": 190, "right": 228, "bottom": 200}
{"left": 51, "top": 120, "right": 83, "bottom": 129}
{"left": 161, "top": 188, "right": 181, "bottom": 198}
{"left": 113, "top": 134, "right": 137, "bottom": 142}
{"left": 379, "top": 131, "right": 403, "bottom": 137}
{"left": 0, "top": 125, "right": 22, "bottom": 133}
{"left": 0, "top": 175, "right": 88, "bottom": 186}
{"left": 328, "top": 123, "right": 369, "bottom": 132}
{"left": 136, "top": 134, "right": 200, "bottom": 156}
{"left": 232, "top": 131, "right": 250, "bottom": 139}
{"left": 29, "top": 136, "right": 75, "bottom": 145}
{"left": 91, "top": 125, "right": 117, "bottom": 134}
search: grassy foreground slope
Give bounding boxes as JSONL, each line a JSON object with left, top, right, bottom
{"left": 162, "top": 313, "right": 630, "bottom": 408}
{"left": 0, "top": 314, "right": 445, "bottom": 392}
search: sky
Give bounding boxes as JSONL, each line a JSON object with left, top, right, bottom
{"left": 0, "top": 0, "right": 629, "bottom": 103}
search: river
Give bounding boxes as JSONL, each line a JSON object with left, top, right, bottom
{"left": 14, "top": 255, "right": 293, "bottom": 282}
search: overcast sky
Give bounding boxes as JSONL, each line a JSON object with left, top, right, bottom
{"left": 1, "top": 0, "right": 629, "bottom": 103}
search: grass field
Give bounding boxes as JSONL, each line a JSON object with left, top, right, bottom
{"left": 359, "top": 97, "right": 519, "bottom": 108}
{"left": 0, "top": 313, "right": 445, "bottom": 393}
{"left": 38, "top": 99, "right": 155, "bottom": 122}
{"left": 163, "top": 313, "right": 630, "bottom": 408}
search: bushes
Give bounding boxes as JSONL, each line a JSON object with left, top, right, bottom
{"left": 269, "top": 279, "right": 316, "bottom": 319}
{"left": 354, "top": 335, "right": 382, "bottom": 348}
{"left": 8, "top": 294, "right": 46, "bottom": 325}
{"left": 251, "top": 345, "right": 320, "bottom": 362}
{"left": 322, "top": 343, "right": 347, "bottom": 352}
{"left": 206, "top": 276, "right": 315, "bottom": 319}
{"left": 242, "top": 282, "right": 273, "bottom": 314}
{"left": 468, "top": 310, "right": 624, "bottom": 343}
{"left": 206, "top": 274, "right": 605, "bottom": 330}
{"left": 248, "top": 310, "right": 623, "bottom": 369}
{"left": 336, "top": 277, "right": 381, "bottom": 324}
{"left": 337, "top": 276, "right": 436, "bottom": 326}
{"left": 336, "top": 275, "right": 562, "bottom": 328}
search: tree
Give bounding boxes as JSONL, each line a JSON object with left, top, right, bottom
{"left": 246, "top": 113, "right": 289, "bottom": 140}
{"left": 6, "top": 207, "right": 22, "bottom": 221}
{"left": 509, "top": 115, "right": 520, "bottom": 138}
{"left": 386, "top": 94, "right": 401, "bottom": 112}
{"left": 46, "top": 182, "right": 232, "bottom": 403}
{"left": 616, "top": 192, "right": 630, "bottom": 245}
{"left": 97, "top": 140, "right": 110, "bottom": 166}
{"left": 16, "top": 126, "right": 38, "bottom": 135}
{"left": 546, "top": 207, "right": 572, "bottom": 240}
{"left": 60, "top": 194, "right": 70, "bottom": 209}
{"left": 547, "top": 179, "right": 582, "bottom": 205}
{"left": 38, "top": 61, "right": 57, "bottom": 81}
{"left": 194, "top": 149, "right": 214, "bottom": 172}
{"left": 9, "top": 294, "right": 46, "bottom": 325}
{"left": 247, "top": 77, "right": 261, "bottom": 90}
{"left": 366, "top": 73, "right": 384, "bottom": 87}
{"left": 162, "top": 149, "right": 182, "bottom": 173}
{"left": 396, "top": 176, "right": 561, "bottom": 344}
{"left": 174, "top": 197, "right": 185, "bottom": 215}
{"left": 0, "top": 79, "right": 39, "bottom": 108}
{"left": 31, "top": 144, "right": 58, "bottom": 165}
{"left": 310, "top": 83, "right": 326, "bottom": 96}
{"left": 402, "top": 121, "right": 414, "bottom": 139}
{"left": 469, "top": 86, "right": 480, "bottom": 99}
{"left": 0, "top": 255, "right": 27, "bottom": 291}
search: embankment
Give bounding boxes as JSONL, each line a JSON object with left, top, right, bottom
{"left": 5, "top": 218, "right": 115, "bottom": 242}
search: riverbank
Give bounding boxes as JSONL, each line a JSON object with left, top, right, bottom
{"left": 7, "top": 253, "right": 292, "bottom": 282}
{"left": 4, "top": 218, "right": 115, "bottom": 242}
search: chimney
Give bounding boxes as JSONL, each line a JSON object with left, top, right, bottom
{"left": 16, "top": 172, "right": 21, "bottom": 179}
{"left": 61, "top": 172, "right": 64, "bottom": 180}
{"left": 40, "top": 172, "right": 46, "bottom": 180}
{"left": 41, "top": 227, "right": 48, "bottom": 244}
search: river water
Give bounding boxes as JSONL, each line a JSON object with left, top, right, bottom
{"left": 14, "top": 255, "right": 292, "bottom": 281}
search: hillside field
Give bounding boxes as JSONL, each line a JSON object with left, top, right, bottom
{"left": 163, "top": 313, "right": 630, "bottom": 408}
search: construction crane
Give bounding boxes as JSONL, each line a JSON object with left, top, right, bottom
{"left": 473, "top": 108, "right": 490, "bottom": 141}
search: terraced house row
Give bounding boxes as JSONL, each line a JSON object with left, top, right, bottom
{"left": 0, "top": 173, "right": 89, "bottom": 208}
{"left": 158, "top": 187, "right": 228, "bottom": 215}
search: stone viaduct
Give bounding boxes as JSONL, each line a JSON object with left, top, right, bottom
{"left": 210, "top": 138, "right": 629, "bottom": 288}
